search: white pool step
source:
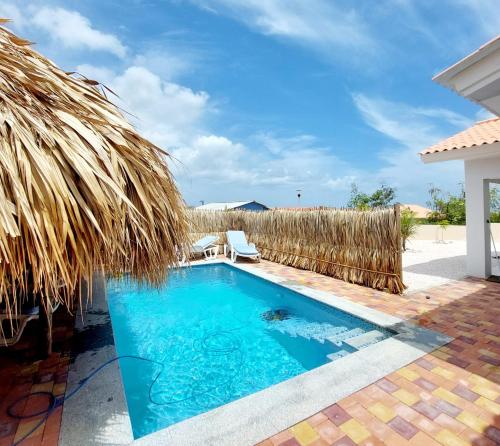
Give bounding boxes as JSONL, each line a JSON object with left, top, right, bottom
{"left": 325, "top": 328, "right": 365, "bottom": 346}
{"left": 344, "top": 330, "right": 386, "bottom": 349}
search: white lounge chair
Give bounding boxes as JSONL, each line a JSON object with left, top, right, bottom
{"left": 0, "top": 306, "right": 39, "bottom": 347}
{"left": 191, "top": 235, "right": 219, "bottom": 260}
{"left": 1, "top": 297, "right": 63, "bottom": 347}
{"left": 226, "top": 230, "right": 261, "bottom": 262}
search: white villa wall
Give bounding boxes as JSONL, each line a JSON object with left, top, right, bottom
{"left": 412, "top": 223, "right": 500, "bottom": 241}
{"left": 464, "top": 156, "right": 500, "bottom": 277}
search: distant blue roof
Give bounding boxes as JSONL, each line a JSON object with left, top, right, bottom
{"left": 196, "top": 200, "right": 269, "bottom": 210}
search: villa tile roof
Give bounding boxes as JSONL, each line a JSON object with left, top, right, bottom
{"left": 421, "top": 117, "right": 500, "bottom": 155}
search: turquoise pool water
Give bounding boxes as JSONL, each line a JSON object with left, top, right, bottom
{"left": 107, "top": 264, "right": 393, "bottom": 439}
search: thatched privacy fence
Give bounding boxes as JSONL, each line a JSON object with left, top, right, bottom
{"left": 188, "top": 207, "right": 405, "bottom": 294}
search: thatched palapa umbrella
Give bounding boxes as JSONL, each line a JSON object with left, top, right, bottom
{"left": 0, "top": 20, "right": 188, "bottom": 350}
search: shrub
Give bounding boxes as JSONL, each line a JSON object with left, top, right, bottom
{"left": 401, "top": 209, "right": 419, "bottom": 251}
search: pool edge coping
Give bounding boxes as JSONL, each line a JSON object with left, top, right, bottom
{"left": 61, "top": 259, "right": 453, "bottom": 446}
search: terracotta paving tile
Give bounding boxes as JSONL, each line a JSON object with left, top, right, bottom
{"left": 304, "top": 412, "right": 327, "bottom": 429}
{"left": 40, "top": 432, "right": 60, "bottom": 446}
{"left": 471, "top": 384, "right": 500, "bottom": 401}
{"left": 447, "top": 356, "right": 471, "bottom": 369}
{"left": 309, "top": 439, "right": 328, "bottom": 446}
{"left": 387, "top": 416, "right": 418, "bottom": 440}
{"left": 434, "top": 412, "right": 469, "bottom": 435}
{"left": 456, "top": 410, "right": 490, "bottom": 433}
{"left": 479, "top": 355, "right": 500, "bottom": 366}
{"left": 331, "top": 436, "right": 356, "bottom": 446}
{"left": 433, "top": 399, "right": 462, "bottom": 418}
{"left": 451, "top": 384, "right": 480, "bottom": 402}
{"left": 315, "top": 420, "right": 344, "bottom": 444}
{"left": 414, "top": 358, "right": 435, "bottom": 371}
{"left": 13, "top": 417, "right": 45, "bottom": 442}
{"left": 359, "top": 436, "right": 386, "bottom": 446}
{"left": 376, "top": 378, "right": 399, "bottom": 393}
{"left": 393, "top": 388, "right": 420, "bottom": 406}
{"left": 323, "top": 404, "right": 351, "bottom": 426}
{"left": 0, "top": 437, "right": 16, "bottom": 446}
{"left": 393, "top": 403, "right": 420, "bottom": 423}
{"left": 368, "top": 402, "right": 395, "bottom": 423}
{"left": 0, "top": 422, "right": 16, "bottom": 439}
{"left": 484, "top": 425, "right": 500, "bottom": 444}
{"left": 435, "top": 429, "right": 469, "bottom": 446}
{"left": 290, "top": 421, "right": 319, "bottom": 446}
{"left": 339, "top": 419, "right": 371, "bottom": 443}
{"left": 278, "top": 439, "right": 301, "bottom": 446}
{"left": 412, "top": 401, "right": 441, "bottom": 420}
{"left": 408, "top": 431, "right": 441, "bottom": 446}
{"left": 271, "top": 430, "right": 294, "bottom": 445}
{"left": 364, "top": 415, "right": 394, "bottom": 439}
{"left": 397, "top": 368, "right": 420, "bottom": 382}
{"left": 414, "top": 377, "right": 438, "bottom": 392}
{"left": 476, "top": 396, "right": 500, "bottom": 415}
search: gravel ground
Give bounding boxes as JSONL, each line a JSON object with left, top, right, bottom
{"left": 403, "top": 239, "right": 500, "bottom": 293}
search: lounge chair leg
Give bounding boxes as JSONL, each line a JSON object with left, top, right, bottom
{"left": 39, "top": 302, "right": 53, "bottom": 358}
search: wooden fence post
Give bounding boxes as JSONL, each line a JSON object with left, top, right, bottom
{"left": 394, "top": 203, "right": 403, "bottom": 286}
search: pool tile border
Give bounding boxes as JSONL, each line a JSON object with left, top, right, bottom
{"left": 60, "top": 259, "right": 452, "bottom": 446}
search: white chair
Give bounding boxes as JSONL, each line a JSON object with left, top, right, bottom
{"left": 0, "top": 306, "right": 39, "bottom": 347}
{"left": 191, "top": 235, "right": 219, "bottom": 260}
{"left": 226, "top": 230, "right": 261, "bottom": 262}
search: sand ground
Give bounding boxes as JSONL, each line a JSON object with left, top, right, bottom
{"left": 403, "top": 238, "right": 500, "bottom": 293}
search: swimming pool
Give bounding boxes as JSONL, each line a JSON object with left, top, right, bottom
{"left": 107, "top": 263, "right": 394, "bottom": 439}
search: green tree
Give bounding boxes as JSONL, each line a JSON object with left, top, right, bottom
{"left": 347, "top": 183, "right": 396, "bottom": 209}
{"left": 400, "top": 208, "right": 419, "bottom": 251}
{"left": 426, "top": 183, "right": 465, "bottom": 224}
{"left": 490, "top": 186, "right": 500, "bottom": 223}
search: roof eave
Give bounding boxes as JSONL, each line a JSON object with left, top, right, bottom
{"left": 420, "top": 141, "right": 500, "bottom": 164}
{"left": 433, "top": 35, "right": 500, "bottom": 86}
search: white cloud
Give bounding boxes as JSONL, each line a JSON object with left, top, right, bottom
{"left": 171, "top": 131, "right": 362, "bottom": 205}
{"left": 76, "top": 62, "right": 360, "bottom": 204}
{"left": 188, "top": 0, "right": 500, "bottom": 68}
{"left": 352, "top": 93, "right": 472, "bottom": 150}
{"left": 31, "top": 7, "right": 127, "bottom": 58}
{"left": 132, "top": 46, "right": 199, "bottom": 81}
{"left": 77, "top": 64, "right": 211, "bottom": 149}
{"left": 352, "top": 93, "right": 468, "bottom": 201}
{"left": 475, "top": 108, "right": 496, "bottom": 121}
{"left": 77, "top": 63, "right": 474, "bottom": 206}
{"left": 189, "top": 0, "right": 376, "bottom": 61}
{"left": 0, "top": 3, "right": 25, "bottom": 27}
{"left": 2, "top": 1, "right": 479, "bottom": 207}
{"left": 455, "top": 0, "right": 500, "bottom": 38}
{"left": 0, "top": 2, "right": 127, "bottom": 58}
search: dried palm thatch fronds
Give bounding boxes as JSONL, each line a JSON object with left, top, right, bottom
{"left": 188, "top": 207, "right": 405, "bottom": 294}
{"left": 0, "top": 21, "right": 188, "bottom": 323}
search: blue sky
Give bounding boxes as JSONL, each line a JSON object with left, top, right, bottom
{"left": 1, "top": 0, "right": 499, "bottom": 207}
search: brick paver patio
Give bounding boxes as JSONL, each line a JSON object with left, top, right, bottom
{"left": 0, "top": 259, "right": 499, "bottom": 445}
{"left": 252, "top": 261, "right": 500, "bottom": 446}
{"left": 0, "top": 310, "right": 74, "bottom": 446}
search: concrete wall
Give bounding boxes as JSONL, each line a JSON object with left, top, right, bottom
{"left": 413, "top": 223, "right": 500, "bottom": 241}
{"left": 464, "top": 155, "right": 500, "bottom": 277}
